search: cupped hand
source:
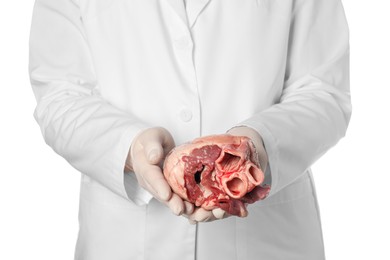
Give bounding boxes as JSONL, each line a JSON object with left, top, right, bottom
{"left": 125, "top": 127, "right": 194, "bottom": 216}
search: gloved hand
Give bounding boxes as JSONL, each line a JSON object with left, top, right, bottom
{"left": 183, "top": 126, "right": 268, "bottom": 224}
{"left": 125, "top": 127, "right": 194, "bottom": 216}
{"left": 184, "top": 207, "right": 231, "bottom": 224}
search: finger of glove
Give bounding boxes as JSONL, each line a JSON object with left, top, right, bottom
{"left": 154, "top": 127, "right": 176, "bottom": 155}
{"left": 184, "top": 201, "right": 195, "bottom": 215}
{"left": 143, "top": 142, "right": 164, "bottom": 165}
{"left": 212, "top": 208, "right": 227, "bottom": 219}
{"left": 161, "top": 193, "right": 185, "bottom": 216}
{"left": 187, "top": 208, "right": 216, "bottom": 224}
{"left": 138, "top": 163, "right": 171, "bottom": 201}
{"left": 138, "top": 128, "right": 175, "bottom": 164}
{"left": 182, "top": 208, "right": 228, "bottom": 224}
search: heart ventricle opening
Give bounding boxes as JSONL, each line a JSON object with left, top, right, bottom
{"left": 194, "top": 165, "right": 204, "bottom": 184}
{"left": 226, "top": 177, "right": 245, "bottom": 196}
{"left": 248, "top": 165, "right": 263, "bottom": 184}
{"left": 219, "top": 152, "right": 241, "bottom": 171}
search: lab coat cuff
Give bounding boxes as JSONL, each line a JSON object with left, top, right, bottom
{"left": 124, "top": 173, "right": 154, "bottom": 205}
{"left": 234, "top": 121, "right": 280, "bottom": 198}
{"left": 117, "top": 123, "right": 154, "bottom": 206}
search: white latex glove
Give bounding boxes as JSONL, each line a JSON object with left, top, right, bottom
{"left": 184, "top": 207, "right": 231, "bottom": 225}
{"left": 183, "top": 126, "right": 268, "bottom": 224}
{"left": 125, "top": 127, "right": 194, "bottom": 216}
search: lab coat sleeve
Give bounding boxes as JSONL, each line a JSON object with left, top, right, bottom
{"left": 239, "top": 0, "right": 352, "bottom": 196}
{"left": 29, "top": 0, "right": 153, "bottom": 205}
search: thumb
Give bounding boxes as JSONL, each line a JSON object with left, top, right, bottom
{"left": 137, "top": 127, "right": 175, "bottom": 164}
{"left": 144, "top": 142, "right": 164, "bottom": 164}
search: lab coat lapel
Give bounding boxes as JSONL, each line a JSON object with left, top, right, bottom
{"left": 186, "top": 0, "right": 212, "bottom": 28}
{"left": 165, "top": 0, "right": 189, "bottom": 27}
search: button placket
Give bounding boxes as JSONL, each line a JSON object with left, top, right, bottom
{"left": 166, "top": 12, "right": 201, "bottom": 134}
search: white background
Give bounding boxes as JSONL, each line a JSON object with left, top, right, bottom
{"left": 0, "top": 0, "right": 389, "bottom": 259}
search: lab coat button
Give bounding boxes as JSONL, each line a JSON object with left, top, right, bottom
{"left": 180, "top": 109, "right": 193, "bottom": 122}
{"left": 174, "top": 36, "right": 191, "bottom": 49}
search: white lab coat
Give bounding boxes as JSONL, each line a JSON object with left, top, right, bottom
{"left": 29, "top": 0, "right": 351, "bottom": 259}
